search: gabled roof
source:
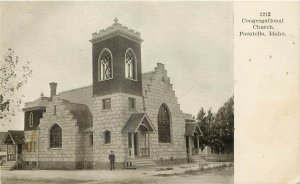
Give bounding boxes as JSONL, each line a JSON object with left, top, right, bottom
{"left": 122, "top": 113, "right": 156, "bottom": 133}
{"left": 0, "top": 132, "right": 7, "bottom": 144}
{"left": 3, "top": 130, "right": 25, "bottom": 144}
{"left": 59, "top": 85, "right": 93, "bottom": 111}
{"left": 185, "top": 123, "right": 203, "bottom": 137}
{"left": 23, "top": 96, "right": 50, "bottom": 111}
{"left": 62, "top": 100, "right": 93, "bottom": 131}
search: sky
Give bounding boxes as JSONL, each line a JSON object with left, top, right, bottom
{"left": 0, "top": 2, "right": 233, "bottom": 131}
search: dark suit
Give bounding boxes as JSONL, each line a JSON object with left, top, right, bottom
{"left": 109, "top": 153, "right": 115, "bottom": 170}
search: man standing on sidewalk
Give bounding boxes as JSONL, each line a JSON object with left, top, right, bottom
{"left": 109, "top": 151, "right": 115, "bottom": 170}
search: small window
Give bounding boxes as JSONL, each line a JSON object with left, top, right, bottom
{"left": 89, "top": 134, "right": 93, "bottom": 146}
{"left": 33, "top": 141, "right": 36, "bottom": 152}
{"left": 104, "top": 131, "right": 111, "bottom": 144}
{"left": 128, "top": 98, "right": 136, "bottom": 110}
{"left": 54, "top": 105, "right": 56, "bottom": 115}
{"left": 29, "top": 112, "right": 33, "bottom": 127}
{"left": 102, "top": 98, "right": 111, "bottom": 110}
{"left": 25, "top": 161, "right": 29, "bottom": 166}
{"left": 32, "top": 161, "right": 37, "bottom": 167}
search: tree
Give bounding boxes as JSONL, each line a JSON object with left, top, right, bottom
{"left": 0, "top": 48, "right": 32, "bottom": 125}
{"left": 197, "top": 107, "right": 212, "bottom": 149}
{"left": 196, "top": 96, "right": 234, "bottom": 154}
{"left": 196, "top": 107, "right": 206, "bottom": 124}
{"left": 214, "top": 96, "right": 234, "bottom": 154}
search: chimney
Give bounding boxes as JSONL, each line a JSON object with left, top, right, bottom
{"left": 49, "top": 82, "right": 57, "bottom": 98}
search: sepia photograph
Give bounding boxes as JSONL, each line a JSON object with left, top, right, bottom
{"left": 0, "top": 2, "right": 234, "bottom": 183}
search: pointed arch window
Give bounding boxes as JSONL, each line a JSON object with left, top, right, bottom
{"left": 98, "top": 49, "right": 113, "bottom": 81}
{"left": 50, "top": 124, "right": 62, "bottom": 148}
{"left": 158, "top": 104, "right": 171, "bottom": 143}
{"left": 125, "top": 48, "right": 137, "bottom": 80}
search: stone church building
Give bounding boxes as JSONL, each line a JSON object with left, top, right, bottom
{"left": 3, "top": 19, "right": 209, "bottom": 170}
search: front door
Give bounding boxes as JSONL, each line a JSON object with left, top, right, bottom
{"left": 141, "top": 133, "right": 150, "bottom": 157}
{"left": 7, "top": 144, "right": 16, "bottom": 161}
{"left": 134, "top": 133, "right": 138, "bottom": 156}
{"left": 17, "top": 144, "right": 23, "bottom": 161}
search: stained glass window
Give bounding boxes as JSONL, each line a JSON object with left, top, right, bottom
{"left": 50, "top": 124, "right": 62, "bottom": 148}
{"left": 125, "top": 49, "right": 137, "bottom": 80}
{"left": 98, "top": 49, "right": 113, "bottom": 81}
{"left": 158, "top": 104, "right": 171, "bottom": 143}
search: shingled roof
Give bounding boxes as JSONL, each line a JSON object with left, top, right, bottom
{"left": 59, "top": 85, "right": 93, "bottom": 111}
{"left": 23, "top": 96, "right": 50, "bottom": 111}
{"left": 185, "top": 123, "right": 203, "bottom": 137}
{"left": 62, "top": 100, "right": 93, "bottom": 131}
{"left": 0, "top": 132, "right": 7, "bottom": 144}
{"left": 3, "top": 131, "right": 25, "bottom": 144}
{"left": 122, "top": 113, "right": 155, "bottom": 133}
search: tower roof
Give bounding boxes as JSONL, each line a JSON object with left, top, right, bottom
{"left": 90, "top": 18, "right": 143, "bottom": 44}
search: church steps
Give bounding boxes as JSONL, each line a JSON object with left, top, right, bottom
{"left": 0, "top": 161, "right": 17, "bottom": 170}
{"left": 126, "top": 158, "right": 157, "bottom": 169}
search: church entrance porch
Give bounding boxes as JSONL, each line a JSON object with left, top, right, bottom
{"left": 186, "top": 133, "right": 201, "bottom": 157}
{"left": 2, "top": 131, "right": 25, "bottom": 169}
{"left": 185, "top": 123, "right": 203, "bottom": 159}
{"left": 122, "top": 113, "right": 156, "bottom": 168}
{"left": 129, "top": 132, "right": 151, "bottom": 158}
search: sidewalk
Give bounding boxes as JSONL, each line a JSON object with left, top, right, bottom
{"left": 0, "top": 162, "right": 233, "bottom": 183}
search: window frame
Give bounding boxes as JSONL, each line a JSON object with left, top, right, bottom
{"left": 128, "top": 97, "right": 136, "bottom": 110}
{"left": 125, "top": 48, "right": 138, "bottom": 81}
{"left": 89, "top": 133, "right": 93, "bottom": 146}
{"left": 54, "top": 105, "right": 56, "bottom": 115}
{"left": 98, "top": 48, "right": 113, "bottom": 81}
{"left": 157, "top": 104, "right": 172, "bottom": 143}
{"left": 102, "top": 98, "right": 111, "bottom": 110}
{"left": 104, "top": 130, "right": 111, "bottom": 144}
{"left": 49, "top": 124, "right": 62, "bottom": 148}
{"left": 29, "top": 112, "right": 33, "bottom": 127}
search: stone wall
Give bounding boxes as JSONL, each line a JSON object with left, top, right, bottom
{"left": 37, "top": 96, "right": 86, "bottom": 169}
{"left": 84, "top": 132, "right": 93, "bottom": 168}
{"left": 92, "top": 93, "right": 144, "bottom": 168}
{"left": 142, "top": 63, "right": 187, "bottom": 161}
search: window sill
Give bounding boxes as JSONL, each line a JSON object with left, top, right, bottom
{"left": 102, "top": 108, "right": 112, "bottom": 112}
{"left": 98, "top": 78, "right": 113, "bottom": 82}
{"left": 125, "top": 77, "right": 138, "bottom": 82}
{"left": 103, "top": 143, "right": 111, "bottom": 146}
{"left": 48, "top": 147, "right": 62, "bottom": 150}
{"left": 158, "top": 142, "right": 173, "bottom": 145}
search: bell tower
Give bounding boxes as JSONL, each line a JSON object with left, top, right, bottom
{"left": 90, "top": 18, "right": 143, "bottom": 97}
{"left": 91, "top": 19, "right": 145, "bottom": 169}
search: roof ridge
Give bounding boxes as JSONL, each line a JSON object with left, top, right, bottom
{"left": 59, "top": 85, "right": 92, "bottom": 94}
